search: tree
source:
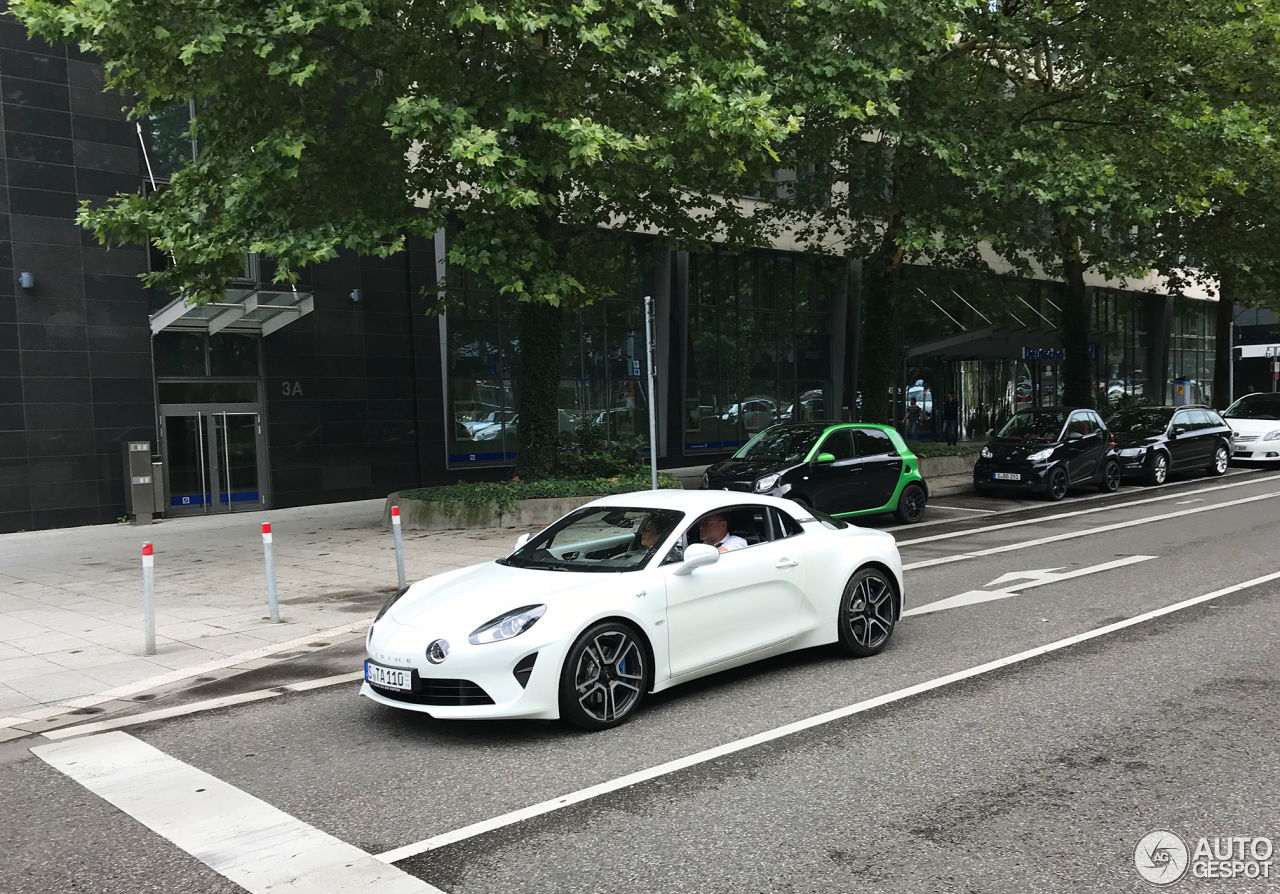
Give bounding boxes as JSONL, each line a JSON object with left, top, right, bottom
{"left": 13, "top": 0, "right": 800, "bottom": 476}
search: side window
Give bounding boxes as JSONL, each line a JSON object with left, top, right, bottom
{"left": 818, "top": 429, "right": 855, "bottom": 461}
{"left": 1088, "top": 411, "right": 1107, "bottom": 431}
{"left": 769, "top": 507, "right": 805, "bottom": 539}
{"left": 684, "top": 506, "right": 774, "bottom": 551}
{"left": 1171, "top": 411, "right": 1194, "bottom": 431}
{"left": 1201, "top": 410, "right": 1226, "bottom": 429}
{"left": 1191, "top": 410, "right": 1217, "bottom": 429}
{"left": 1067, "top": 413, "right": 1091, "bottom": 437}
{"left": 853, "top": 428, "right": 894, "bottom": 457}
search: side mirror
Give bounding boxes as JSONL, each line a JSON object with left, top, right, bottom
{"left": 673, "top": 543, "right": 720, "bottom": 576}
{"left": 1066, "top": 431, "right": 1084, "bottom": 442}
{"left": 1170, "top": 426, "right": 1186, "bottom": 438}
{"left": 814, "top": 452, "right": 836, "bottom": 463}
{"left": 514, "top": 532, "right": 533, "bottom": 550}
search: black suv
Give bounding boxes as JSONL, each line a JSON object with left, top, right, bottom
{"left": 1106, "top": 405, "right": 1233, "bottom": 484}
{"left": 973, "top": 407, "right": 1120, "bottom": 501}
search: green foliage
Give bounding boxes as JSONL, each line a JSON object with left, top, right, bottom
{"left": 1097, "top": 391, "right": 1150, "bottom": 421}
{"left": 401, "top": 474, "right": 681, "bottom": 516}
{"left": 907, "top": 441, "right": 974, "bottom": 458}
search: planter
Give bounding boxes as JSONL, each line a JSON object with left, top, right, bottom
{"left": 383, "top": 492, "right": 601, "bottom": 532}
{"left": 916, "top": 453, "right": 978, "bottom": 479}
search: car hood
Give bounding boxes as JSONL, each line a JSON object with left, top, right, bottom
{"left": 705, "top": 458, "right": 793, "bottom": 481}
{"left": 388, "top": 561, "right": 599, "bottom": 630}
{"left": 1224, "top": 417, "right": 1280, "bottom": 435}
{"left": 1111, "top": 432, "right": 1162, "bottom": 449}
{"left": 986, "top": 438, "right": 1058, "bottom": 460}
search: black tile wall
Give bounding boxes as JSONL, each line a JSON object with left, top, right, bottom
{"left": 0, "top": 17, "right": 151, "bottom": 532}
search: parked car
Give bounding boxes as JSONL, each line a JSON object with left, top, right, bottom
{"left": 701, "top": 422, "right": 929, "bottom": 523}
{"left": 363, "top": 490, "right": 904, "bottom": 729}
{"left": 1107, "top": 405, "right": 1232, "bottom": 484}
{"left": 1222, "top": 393, "right": 1280, "bottom": 463}
{"left": 973, "top": 407, "right": 1121, "bottom": 501}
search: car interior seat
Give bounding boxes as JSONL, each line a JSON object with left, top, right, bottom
{"left": 729, "top": 508, "right": 770, "bottom": 545}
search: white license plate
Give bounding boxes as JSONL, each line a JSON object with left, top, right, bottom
{"left": 365, "top": 661, "right": 413, "bottom": 691}
{"left": 994, "top": 472, "right": 1021, "bottom": 481}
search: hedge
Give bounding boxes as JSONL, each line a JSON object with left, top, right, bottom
{"left": 400, "top": 473, "right": 683, "bottom": 516}
{"left": 906, "top": 441, "right": 976, "bottom": 457}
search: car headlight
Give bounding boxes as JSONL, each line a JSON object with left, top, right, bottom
{"left": 469, "top": 604, "right": 547, "bottom": 645}
{"left": 753, "top": 473, "right": 782, "bottom": 493}
{"left": 1027, "top": 448, "right": 1054, "bottom": 462}
{"left": 375, "top": 585, "right": 411, "bottom": 622}
{"left": 1119, "top": 447, "right": 1145, "bottom": 457}
{"left": 1265, "top": 430, "right": 1280, "bottom": 441}
{"left": 981, "top": 446, "right": 993, "bottom": 459}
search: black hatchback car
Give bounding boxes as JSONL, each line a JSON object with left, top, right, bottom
{"left": 973, "top": 407, "right": 1120, "bottom": 501}
{"left": 1106, "top": 405, "right": 1233, "bottom": 484}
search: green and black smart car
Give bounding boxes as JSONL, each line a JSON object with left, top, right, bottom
{"left": 701, "top": 422, "right": 929, "bottom": 523}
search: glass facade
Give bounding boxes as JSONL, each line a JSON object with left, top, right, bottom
{"left": 443, "top": 270, "right": 652, "bottom": 467}
{"left": 1092, "top": 289, "right": 1151, "bottom": 404}
{"left": 683, "top": 250, "right": 839, "bottom": 453}
{"left": 1168, "top": 296, "right": 1217, "bottom": 406}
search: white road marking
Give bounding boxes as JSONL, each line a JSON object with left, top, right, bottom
{"left": 924, "top": 505, "right": 998, "bottom": 513}
{"left": 902, "top": 489, "right": 1280, "bottom": 571}
{"left": 902, "top": 555, "right": 1157, "bottom": 616}
{"left": 32, "top": 731, "right": 443, "bottom": 894}
{"left": 896, "top": 471, "right": 1280, "bottom": 547}
{"left": 374, "top": 568, "right": 1280, "bottom": 864}
{"left": 42, "top": 672, "right": 364, "bottom": 741}
{"left": 1175, "top": 499, "right": 1203, "bottom": 505}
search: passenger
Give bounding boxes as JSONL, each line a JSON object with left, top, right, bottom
{"left": 698, "top": 513, "right": 747, "bottom": 552}
{"left": 639, "top": 517, "right": 671, "bottom": 550}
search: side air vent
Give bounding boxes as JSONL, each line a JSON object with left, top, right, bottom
{"left": 513, "top": 653, "right": 538, "bottom": 688}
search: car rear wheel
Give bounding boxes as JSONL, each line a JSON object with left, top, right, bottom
{"left": 836, "top": 567, "right": 897, "bottom": 658}
{"left": 1144, "top": 452, "right": 1169, "bottom": 486}
{"left": 1097, "top": 459, "right": 1121, "bottom": 493}
{"left": 559, "top": 622, "right": 649, "bottom": 731}
{"left": 893, "top": 482, "right": 927, "bottom": 524}
{"left": 1207, "top": 444, "right": 1229, "bottom": 476}
{"left": 1044, "top": 466, "right": 1069, "bottom": 501}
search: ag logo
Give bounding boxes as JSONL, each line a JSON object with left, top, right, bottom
{"left": 1135, "top": 830, "right": 1189, "bottom": 886}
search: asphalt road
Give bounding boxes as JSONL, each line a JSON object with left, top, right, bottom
{"left": 3, "top": 467, "right": 1279, "bottom": 894}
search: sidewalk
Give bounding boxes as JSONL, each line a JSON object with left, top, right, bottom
{"left": 0, "top": 500, "right": 538, "bottom": 726}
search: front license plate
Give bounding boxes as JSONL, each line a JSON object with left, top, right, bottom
{"left": 994, "top": 472, "right": 1021, "bottom": 481}
{"left": 365, "top": 661, "right": 413, "bottom": 691}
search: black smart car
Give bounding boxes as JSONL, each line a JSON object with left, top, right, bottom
{"left": 973, "top": 407, "right": 1121, "bottom": 501}
{"left": 1106, "top": 405, "right": 1233, "bottom": 484}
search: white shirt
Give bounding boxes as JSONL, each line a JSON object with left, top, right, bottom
{"left": 713, "top": 534, "right": 749, "bottom": 552}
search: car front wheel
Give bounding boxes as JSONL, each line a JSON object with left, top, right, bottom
{"left": 836, "top": 567, "right": 898, "bottom": 658}
{"left": 1207, "top": 444, "right": 1229, "bottom": 476}
{"left": 559, "top": 622, "right": 650, "bottom": 731}
{"left": 893, "top": 482, "right": 927, "bottom": 524}
{"left": 1044, "top": 466, "right": 1069, "bottom": 501}
{"left": 1144, "top": 452, "right": 1169, "bottom": 486}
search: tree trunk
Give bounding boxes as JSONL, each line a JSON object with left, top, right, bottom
{"left": 1212, "top": 273, "right": 1234, "bottom": 409}
{"left": 515, "top": 300, "right": 563, "bottom": 479}
{"left": 1057, "top": 226, "right": 1094, "bottom": 408}
{"left": 859, "top": 249, "right": 900, "bottom": 424}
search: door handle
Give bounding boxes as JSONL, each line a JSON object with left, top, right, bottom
{"left": 775, "top": 558, "right": 799, "bottom": 569}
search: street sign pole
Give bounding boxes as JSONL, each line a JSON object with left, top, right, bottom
{"left": 644, "top": 295, "right": 659, "bottom": 491}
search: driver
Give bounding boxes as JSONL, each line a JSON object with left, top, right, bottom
{"left": 698, "top": 513, "right": 747, "bottom": 552}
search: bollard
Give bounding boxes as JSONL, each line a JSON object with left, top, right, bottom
{"left": 142, "top": 542, "right": 156, "bottom": 655}
{"left": 391, "top": 505, "right": 406, "bottom": 589}
{"left": 262, "top": 522, "right": 280, "bottom": 622}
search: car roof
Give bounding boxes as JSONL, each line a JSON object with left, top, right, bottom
{"left": 585, "top": 488, "right": 810, "bottom": 516}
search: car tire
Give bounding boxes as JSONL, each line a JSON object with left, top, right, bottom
{"left": 558, "top": 621, "right": 651, "bottom": 731}
{"left": 1044, "top": 466, "right": 1069, "bottom": 501}
{"left": 892, "top": 482, "right": 927, "bottom": 524}
{"left": 1144, "top": 452, "right": 1169, "bottom": 486}
{"left": 1097, "top": 459, "right": 1121, "bottom": 493}
{"left": 836, "top": 566, "right": 898, "bottom": 658}
{"left": 1207, "top": 444, "right": 1229, "bottom": 476}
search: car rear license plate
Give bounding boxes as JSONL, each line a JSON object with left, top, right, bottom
{"left": 365, "top": 661, "right": 412, "bottom": 691}
{"left": 994, "top": 472, "right": 1021, "bottom": 481}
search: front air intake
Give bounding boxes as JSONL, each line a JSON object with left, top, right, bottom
{"left": 513, "top": 653, "right": 538, "bottom": 688}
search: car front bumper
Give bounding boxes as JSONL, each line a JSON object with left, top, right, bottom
{"left": 1232, "top": 447, "right": 1280, "bottom": 461}
{"left": 972, "top": 459, "right": 1052, "bottom": 492}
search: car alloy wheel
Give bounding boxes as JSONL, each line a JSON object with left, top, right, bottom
{"left": 1098, "top": 459, "right": 1121, "bottom": 493}
{"left": 836, "top": 567, "right": 897, "bottom": 658}
{"left": 1209, "top": 445, "right": 1229, "bottom": 476}
{"left": 1146, "top": 453, "right": 1168, "bottom": 486}
{"left": 893, "top": 482, "right": 927, "bottom": 524}
{"left": 560, "top": 622, "right": 648, "bottom": 730}
{"left": 1045, "top": 467, "right": 1069, "bottom": 501}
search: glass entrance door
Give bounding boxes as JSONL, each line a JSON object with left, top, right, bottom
{"left": 161, "top": 407, "right": 268, "bottom": 516}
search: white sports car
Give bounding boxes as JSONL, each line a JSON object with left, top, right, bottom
{"left": 1224, "top": 393, "right": 1280, "bottom": 462}
{"left": 361, "top": 490, "right": 904, "bottom": 730}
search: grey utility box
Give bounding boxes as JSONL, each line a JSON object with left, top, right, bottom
{"left": 123, "top": 441, "right": 154, "bottom": 525}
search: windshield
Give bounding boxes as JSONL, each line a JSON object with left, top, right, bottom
{"left": 997, "top": 411, "right": 1068, "bottom": 441}
{"left": 734, "top": 425, "right": 824, "bottom": 463}
{"left": 1107, "top": 408, "right": 1173, "bottom": 436}
{"left": 501, "top": 507, "right": 684, "bottom": 573}
{"left": 1224, "top": 395, "right": 1280, "bottom": 420}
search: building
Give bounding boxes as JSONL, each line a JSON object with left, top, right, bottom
{"left": 0, "top": 18, "right": 1222, "bottom": 533}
